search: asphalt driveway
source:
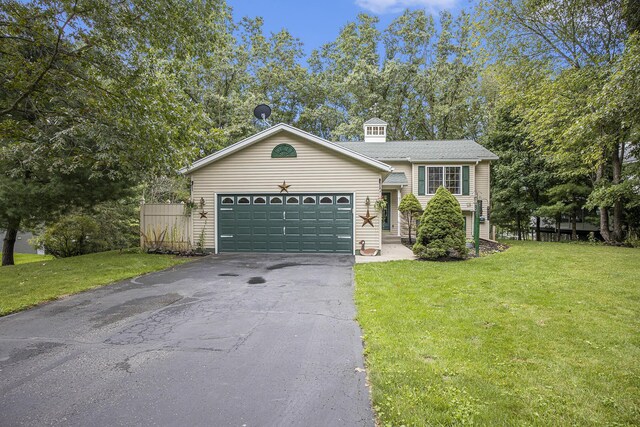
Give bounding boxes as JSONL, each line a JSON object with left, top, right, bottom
{"left": 0, "top": 254, "right": 373, "bottom": 426}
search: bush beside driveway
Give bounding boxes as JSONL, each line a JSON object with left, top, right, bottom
{"left": 355, "top": 241, "right": 640, "bottom": 426}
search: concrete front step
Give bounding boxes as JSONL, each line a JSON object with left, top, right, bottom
{"left": 382, "top": 235, "right": 402, "bottom": 244}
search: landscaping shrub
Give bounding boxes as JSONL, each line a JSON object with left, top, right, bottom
{"left": 398, "top": 193, "right": 423, "bottom": 244}
{"left": 33, "top": 199, "right": 139, "bottom": 258}
{"left": 413, "top": 186, "right": 467, "bottom": 260}
{"left": 35, "top": 215, "right": 104, "bottom": 258}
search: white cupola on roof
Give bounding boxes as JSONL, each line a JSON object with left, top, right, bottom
{"left": 363, "top": 118, "right": 387, "bottom": 142}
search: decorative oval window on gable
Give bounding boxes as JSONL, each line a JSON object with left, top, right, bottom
{"left": 271, "top": 144, "right": 297, "bottom": 158}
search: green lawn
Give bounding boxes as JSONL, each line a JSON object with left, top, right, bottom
{"left": 0, "top": 252, "right": 54, "bottom": 265}
{"left": 355, "top": 241, "right": 640, "bottom": 426}
{"left": 0, "top": 250, "right": 190, "bottom": 316}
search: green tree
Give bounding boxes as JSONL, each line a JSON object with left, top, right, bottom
{"left": 481, "top": 0, "right": 635, "bottom": 242}
{"left": 413, "top": 187, "right": 467, "bottom": 260}
{"left": 1, "top": 0, "right": 225, "bottom": 265}
{"left": 537, "top": 182, "right": 591, "bottom": 241}
{"left": 483, "top": 104, "right": 554, "bottom": 240}
{"left": 398, "top": 193, "right": 423, "bottom": 244}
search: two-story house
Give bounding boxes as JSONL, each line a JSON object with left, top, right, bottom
{"left": 182, "top": 118, "right": 498, "bottom": 254}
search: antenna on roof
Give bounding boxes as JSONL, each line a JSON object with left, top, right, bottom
{"left": 253, "top": 104, "right": 272, "bottom": 128}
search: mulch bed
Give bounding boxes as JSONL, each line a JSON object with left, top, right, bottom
{"left": 402, "top": 238, "right": 509, "bottom": 259}
{"left": 146, "top": 248, "right": 209, "bottom": 257}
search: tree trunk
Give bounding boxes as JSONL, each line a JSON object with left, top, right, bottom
{"left": 571, "top": 211, "right": 577, "bottom": 240}
{"left": 535, "top": 216, "right": 541, "bottom": 241}
{"left": 556, "top": 214, "right": 562, "bottom": 242}
{"left": 2, "top": 219, "right": 20, "bottom": 266}
{"left": 611, "top": 143, "right": 624, "bottom": 242}
{"left": 596, "top": 162, "right": 612, "bottom": 242}
{"left": 516, "top": 214, "right": 522, "bottom": 240}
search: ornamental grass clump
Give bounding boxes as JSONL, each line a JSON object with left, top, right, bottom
{"left": 413, "top": 186, "right": 467, "bottom": 260}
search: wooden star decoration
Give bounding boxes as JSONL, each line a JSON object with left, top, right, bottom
{"left": 199, "top": 211, "right": 208, "bottom": 219}
{"left": 278, "top": 180, "right": 291, "bottom": 193}
{"left": 359, "top": 207, "right": 377, "bottom": 227}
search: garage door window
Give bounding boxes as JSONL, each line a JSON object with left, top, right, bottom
{"left": 253, "top": 196, "right": 266, "bottom": 204}
{"left": 320, "top": 196, "right": 333, "bottom": 204}
{"left": 286, "top": 196, "right": 299, "bottom": 204}
{"left": 221, "top": 197, "right": 234, "bottom": 205}
{"left": 270, "top": 196, "right": 283, "bottom": 204}
{"left": 337, "top": 196, "right": 350, "bottom": 204}
{"left": 303, "top": 196, "right": 316, "bottom": 204}
{"left": 238, "top": 197, "right": 250, "bottom": 204}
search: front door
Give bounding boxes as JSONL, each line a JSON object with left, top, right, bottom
{"left": 382, "top": 192, "right": 391, "bottom": 231}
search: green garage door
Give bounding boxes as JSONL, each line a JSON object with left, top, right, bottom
{"left": 217, "top": 193, "right": 353, "bottom": 253}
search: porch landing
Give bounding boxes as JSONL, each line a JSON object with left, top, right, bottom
{"left": 356, "top": 242, "right": 416, "bottom": 264}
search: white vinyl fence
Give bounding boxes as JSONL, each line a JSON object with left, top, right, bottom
{"left": 139, "top": 203, "right": 192, "bottom": 251}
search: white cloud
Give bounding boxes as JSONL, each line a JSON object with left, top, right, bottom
{"left": 355, "top": 0, "right": 457, "bottom": 14}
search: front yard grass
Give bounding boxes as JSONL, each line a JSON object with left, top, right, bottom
{"left": 0, "top": 252, "right": 54, "bottom": 265}
{"left": 355, "top": 241, "right": 640, "bottom": 426}
{"left": 0, "top": 250, "right": 190, "bottom": 316}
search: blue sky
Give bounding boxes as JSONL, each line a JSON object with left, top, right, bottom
{"left": 228, "top": 0, "right": 476, "bottom": 54}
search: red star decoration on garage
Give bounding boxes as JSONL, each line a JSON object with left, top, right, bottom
{"left": 359, "top": 207, "right": 377, "bottom": 227}
{"left": 278, "top": 181, "right": 291, "bottom": 193}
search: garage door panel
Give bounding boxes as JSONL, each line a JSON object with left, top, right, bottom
{"left": 284, "top": 210, "right": 301, "bottom": 220}
{"left": 236, "top": 211, "right": 251, "bottom": 221}
{"left": 334, "top": 226, "right": 352, "bottom": 235}
{"left": 268, "top": 210, "right": 283, "bottom": 220}
{"left": 318, "top": 226, "right": 336, "bottom": 235}
{"left": 218, "top": 194, "right": 353, "bottom": 253}
{"left": 252, "top": 211, "right": 268, "bottom": 220}
{"left": 335, "top": 211, "right": 352, "bottom": 220}
{"left": 285, "top": 226, "right": 300, "bottom": 236}
{"left": 317, "top": 211, "right": 336, "bottom": 220}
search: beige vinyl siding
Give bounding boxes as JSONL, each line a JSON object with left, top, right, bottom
{"left": 412, "top": 163, "right": 475, "bottom": 239}
{"left": 464, "top": 213, "right": 472, "bottom": 237}
{"left": 413, "top": 163, "right": 476, "bottom": 210}
{"left": 475, "top": 161, "right": 491, "bottom": 239}
{"left": 188, "top": 132, "right": 384, "bottom": 252}
{"left": 407, "top": 162, "right": 492, "bottom": 239}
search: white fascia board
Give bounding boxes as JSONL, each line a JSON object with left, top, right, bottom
{"left": 180, "top": 123, "right": 394, "bottom": 175}
{"left": 409, "top": 158, "right": 485, "bottom": 163}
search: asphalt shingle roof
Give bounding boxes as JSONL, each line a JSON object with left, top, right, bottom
{"left": 334, "top": 140, "right": 498, "bottom": 162}
{"left": 363, "top": 118, "right": 388, "bottom": 125}
{"left": 383, "top": 172, "right": 408, "bottom": 185}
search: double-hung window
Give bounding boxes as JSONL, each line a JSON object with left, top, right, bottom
{"left": 444, "top": 166, "right": 461, "bottom": 194}
{"left": 427, "top": 167, "right": 443, "bottom": 194}
{"left": 426, "top": 166, "right": 462, "bottom": 195}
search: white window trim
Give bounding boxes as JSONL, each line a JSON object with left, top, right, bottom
{"left": 425, "top": 166, "right": 463, "bottom": 196}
